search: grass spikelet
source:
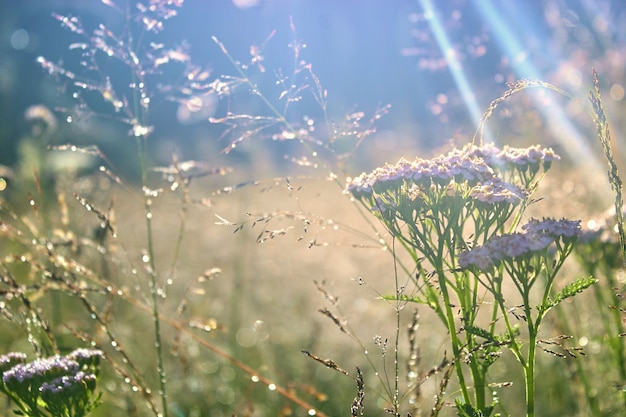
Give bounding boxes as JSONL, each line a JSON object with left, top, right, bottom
{"left": 351, "top": 367, "right": 365, "bottom": 417}
{"left": 588, "top": 69, "right": 625, "bottom": 266}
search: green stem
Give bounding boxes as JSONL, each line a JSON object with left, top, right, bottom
{"left": 436, "top": 265, "right": 471, "bottom": 405}
{"left": 525, "top": 325, "right": 537, "bottom": 417}
{"left": 135, "top": 135, "right": 168, "bottom": 417}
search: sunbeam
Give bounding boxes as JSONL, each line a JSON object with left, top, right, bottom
{"left": 472, "top": 0, "right": 605, "bottom": 179}
{"left": 418, "top": 0, "right": 494, "bottom": 143}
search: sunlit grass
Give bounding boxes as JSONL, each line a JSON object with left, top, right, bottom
{"left": 1, "top": 2, "right": 625, "bottom": 417}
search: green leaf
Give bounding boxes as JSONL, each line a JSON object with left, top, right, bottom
{"left": 380, "top": 294, "right": 426, "bottom": 304}
{"left": 464, "top": 325, "right": 497, "bottom": 343}
{"left": 455, "top": 399, "right": 494, "bottom": 417}
{"left": 538, "top": 276, "right": 598, "bottom": 314}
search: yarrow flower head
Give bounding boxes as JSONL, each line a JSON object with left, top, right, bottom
{"left": 345, "top": 153, "right": 496, "bottom": 198}
{"left": 0, "top": 352, "right": 27, "bottom": 374}
{"left": 450, "top": 143, "right": 560, "bottom": 187}
{"left": 0, "top": 349, "right": 103, "bottom": 417}
{"left": 522, "top": 218, "right": 581, "bottom": 238}
{"left": 67, "top": 348, "right": 103, "bottom": 375}
{"left": 2, "top": 356, "right": 79, "bottom": 387}
{"left": 459, "top": 143, "right": 560, "bottom": 171}
{"left": 459, "top": 218, "right": 581, "bottom": 272}
{"left": 470, "top": 178, "right": 528, "bottom": 204}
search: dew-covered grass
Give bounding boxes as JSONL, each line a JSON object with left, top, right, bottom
{"left": 1, "top": 2, "right": 625, "bottom": 417}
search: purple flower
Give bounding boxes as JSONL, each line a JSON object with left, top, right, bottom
{"left": 39, "top": 371, "right": 96, "bottom": 395}
{"left": 2, "top": 356, "right": 79, "bottom": 385}
{"left": 470, "top": 178, "right": 527, "bottom": 204}
{"left": 459, "top": 143, "right": 560, "bottom": 169}
{"left": 459, "top": 217, "right": 580, "bottom": 272}
{"left": 522, "top": 218, "right": 581, "bottom": 239}
{"left": 0, "top": 352, "right": 27, "bottom": 374}
{"left": 345, "top": 152, "right": 496, "bottom": 197}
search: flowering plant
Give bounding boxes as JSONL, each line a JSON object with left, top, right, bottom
{"left": 0, "top": 349, "right": 102, "bottom": 417}
{"left": 346, "top": 143, "right": 594, "bottom": 416}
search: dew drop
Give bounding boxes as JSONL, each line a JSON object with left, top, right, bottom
{"left": 268, "top": 383, "right": 276, "bottom": 391}
{"left": 308, "top": 410, "right": 317, "bottom": 416}
{"left": 251, "top": 375, "right": 260, "bottom": 382}
{"left": 66, "top": 116, "right": 73, "bottom": 123}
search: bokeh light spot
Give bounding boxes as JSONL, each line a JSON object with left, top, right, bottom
{"left": 10, "top": 29, "right": 29, "bottom": 50}
{"left": 609, "top": 84, "right": 624, "bottom": 101}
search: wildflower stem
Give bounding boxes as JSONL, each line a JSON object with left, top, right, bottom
{"left": 524, "top": 325, "right": 537, "bottom": 417}
{"left": 436, "top": 264, "right": 471, "bottom": 405}
{"left": 393, "top": 238, "right": 401, "bottom": 413}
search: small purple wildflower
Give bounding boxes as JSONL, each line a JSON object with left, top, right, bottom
{"left": 0, "top": 352, "right": 27, "bottom": 374}
{"left": 345, "top": 153, "right": 496, "bottom": 197}
{"left": 522, "top": 218, "right": 581, "bottom": 239}
{"left": 40, "top": 371, "right": 97, "bottom": 395}
{"left": 459, "top": 218, "right": 580, "bottom": 271}
{"left": 345, "top": 143, "right": 557, "bottom": 199}
{"left": 458, "top": 143, "right": 560, "bottom": 170}
{"left": 470, "top": 178, "right": 527, "bottom": 204}
{"left": 2, "top": 356, "right": 79, "bottom": 385}
{"left": 67, "top": 349, "right": 102, "bottom": 361}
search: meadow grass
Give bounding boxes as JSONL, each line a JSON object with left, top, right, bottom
{"left": 0, "top": 2, "right": 625, "bottom": 417}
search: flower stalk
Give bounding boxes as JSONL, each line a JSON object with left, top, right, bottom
{"left": 346, "top": 143, "right": 588, "bottom": 415}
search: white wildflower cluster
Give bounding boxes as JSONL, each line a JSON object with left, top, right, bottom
{"left": 345, "top": 143, "right": 550, "bottom": 210}
{"left": 345, "top": 153, "right": 494, "bottom": 198}
{"left": 458, "top": 143, "right": 560, "bottom": 171}
{"left": 0, "top": 349, "right": 103, "bottom": 417}
{"left": 459, "top": 218, "right": 581, "bottom": 271}
{"left": 470, "top": 178, "right": 528, "bottom": 204}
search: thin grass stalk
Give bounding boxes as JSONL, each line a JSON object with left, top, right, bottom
{"left": 589, "top": 70, "right": 625, "bottom": 264}
{"left": 392, "top": 238, "right": 401, "bottom": 414}
{"left": 135, "top": 133, "right": 169, "bottom": 417}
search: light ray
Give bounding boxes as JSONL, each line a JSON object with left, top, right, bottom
{"left": 418, "top": 0, "right": 494, "bottom": 143}
{"left": 472, "top": 0, "right": 605, "bottom": 180}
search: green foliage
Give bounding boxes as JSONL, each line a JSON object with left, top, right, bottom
{"left": 538, "top": 276, "right": 598, "bottom": 315}
{"left": 1, "top": 2, "right": 625, "bottom": 417}
{"left": 455, "top": 399, "right": 495, "bottom": 417}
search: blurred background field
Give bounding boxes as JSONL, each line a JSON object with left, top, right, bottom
{"left": 1, "top": 1, "right": 625, "bottom": 416}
